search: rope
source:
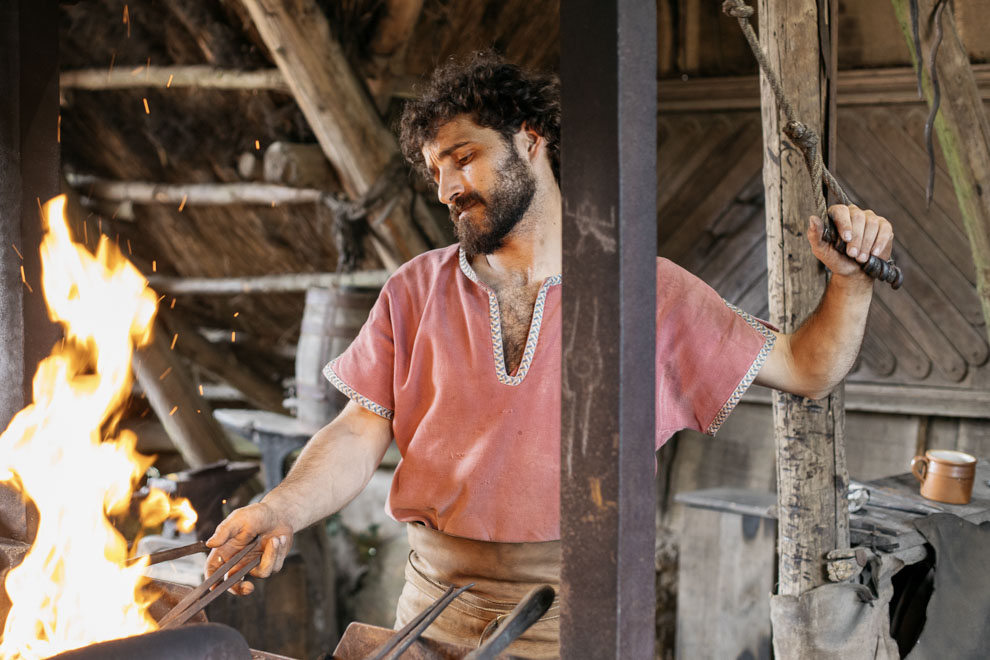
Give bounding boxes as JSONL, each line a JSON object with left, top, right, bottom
{"left": 722, "top": 0, "right": 902, "bottom": 288}
{"left": 322, "top": 154, "right": 409, "bottom": 273}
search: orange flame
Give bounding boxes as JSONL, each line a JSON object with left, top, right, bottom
{"left": 0, "top": 196, "right": 195, "bottom": 658}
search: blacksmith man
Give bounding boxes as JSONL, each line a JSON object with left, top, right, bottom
{"left": 205, "top": 52, "right": 894, "bottom": 658}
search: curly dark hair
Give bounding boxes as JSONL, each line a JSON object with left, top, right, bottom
{"left": 398, "top": 51, "right": 560, "bottom": 185}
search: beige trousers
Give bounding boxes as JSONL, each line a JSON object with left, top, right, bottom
{"left": 394, "top": 523, "right": 561, "bottom": 659}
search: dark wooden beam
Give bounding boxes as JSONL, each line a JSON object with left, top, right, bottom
{"left": 0, "top": 0, "right": 60, "bottom": 425}
{"left": 560, "top": 1, "right": 657, "bottom": 657}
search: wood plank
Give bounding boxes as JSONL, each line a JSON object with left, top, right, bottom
{"left": 661, "top": 120, "right": 763, "bottom": 258}
{"left": 733, "top": 271, "right": 769, "bottom": 321}
{"left": 859, "top": 329, "right": 898, "bottom": 377}
{"left": 674, "top": 191, "right": 762, "bottom": 277}
{"left": 892, "top": 0, "right": 990, "bottom": 344}
{"left": 836, "top": 141, "right": 983, "bottom": 329}
{"left": 874, "top": 275, "right": 969, "bottom": 382}
{"left": 658, "top": 114, "right": 733, "bottom": 214}
{"left": 709, "top": 232, "right": 767, "bottom": 304}
{"left": 675, "top": 508, "right": 775, "bottom": 660}
{"left": 863, "top": 108, "right": 969, "bottom": 239}
{"left": 866, "top": 297, "right": 932, "bottom": 380}
{"left": 843, "top": 411, "right": 920, "bottom": 481}
{"left": 746, "top": 382, "right": 990, "bottom": 418}
{"left": 885, "top": 248, "right": 987, "bottom": 366}
{"left": 697, "top": 208, "right": 765, "bottom": 290}
{"left": 841, "top": 109, "right": 981, "bottom": 308}
{"left": 656, "top": 64, "right": 990, "bottom": 113}
{"left": 957, "top": 419, "right": 990, "bottom": 457}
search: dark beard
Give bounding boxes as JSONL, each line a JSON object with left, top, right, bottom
{"left": 451, "top": 146, "right": 537, "bottom": 257}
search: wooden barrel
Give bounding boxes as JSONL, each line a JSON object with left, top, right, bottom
{"left": 295, "top": 285, "right": 379, "bottom": 428}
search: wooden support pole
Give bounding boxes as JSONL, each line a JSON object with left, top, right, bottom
{"left": 758, "top": 0, "right": 849, "bottom": 597}
{"left": 891, "top": 0, "right": 990, "bottom": 343}
{"left": 237, "top": 0, "right": 440, "bottom": 270}
{"left": 132, "top": 321, "right": 238, "bottom": 468}
{"left": 560, "top": 0, "right": 657, "bottom": 657}
{"left": 59, "top": 66, "right": 289, "bottom": 94}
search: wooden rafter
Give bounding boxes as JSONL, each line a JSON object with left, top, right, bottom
{"left": 148, "top": 270, "right": 390, "bottom": 295}
{"left": 237, "top": 0, "right": 442, "bottom": 271}
{"left": 59, "top": 66, "right": 289, "bottom": 94}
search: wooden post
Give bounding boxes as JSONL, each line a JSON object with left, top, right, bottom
{"left": 132, "top": 321, "right": 237, "bottom": 468}
{"left": 758, "top": 0, "right": 849, "bottom": 596}
{"left": 891, "top": 0, "right": 990, "bottom": 343}
{"left": 159, "top": 311, "right": 288, "bottom": 415}
{"left": 236, "top": 0, "right": 440, "bottom": 270}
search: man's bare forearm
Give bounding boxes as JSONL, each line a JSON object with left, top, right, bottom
{"left": 260, "top": 401, "right": 392, "bottom": 533}
{"left": 766, "top": 272, "right": 874, "bottom": 399}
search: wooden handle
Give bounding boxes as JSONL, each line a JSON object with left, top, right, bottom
{"left": 911, "top": 455, "right": 928, "bottom": 483}
{"left": 822, "top": 216, "right": 903, "bottom": 289}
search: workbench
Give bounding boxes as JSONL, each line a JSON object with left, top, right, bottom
{"left": 674, "top": 459, "right": 990, "bottom": 659}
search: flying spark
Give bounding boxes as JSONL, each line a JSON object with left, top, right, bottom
{"left": 166, "top": 74, "right": 174, "bottom": 88}
{"left": 142, "top": 98, "right": 150, "bottom": 115}
{"left": 159, "top": 367, "right": 172, "bottom": 381}
{"left": 169, "top": 406, "right": 178, "bottom": 416}
{"left": 11, "top": 244, "right": 23, "bottom": 260}
{"left": 152, "top": 260, "right": 157, "bottom": 273}
{"left": 178, "top": 195, "right": 187, "bottom": 212}
{"left": 170, "top": 334, "right": 178, "bottom": 350}
{"left": 19, "top": 265, "right": 33, "bottom": 293}
{"left": 123, "top": 5, "right": 130, "bottom": 38}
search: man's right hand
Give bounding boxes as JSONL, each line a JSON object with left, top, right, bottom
{"left": 204, "top": 502, "right": 294, "bottom": 596}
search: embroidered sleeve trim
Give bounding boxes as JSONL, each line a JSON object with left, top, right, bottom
{"left": 323, "top": 360, "right": 394, "bottom": 421}
{"left": 458, "top": 247, "right": 562, "bottom": 386}
{"left": 705, "top": 301, "right": 776, "bottom": 435}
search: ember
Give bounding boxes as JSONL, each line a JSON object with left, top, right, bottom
{"left": 0, "top": 195, "right": 195, "bottom": 659}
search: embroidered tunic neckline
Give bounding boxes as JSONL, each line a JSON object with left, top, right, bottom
{"left": 457, "top": 247, "right": 561, "bottom": 385}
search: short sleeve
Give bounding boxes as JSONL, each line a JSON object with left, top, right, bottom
{"left": 655, "top": 258, "right": 775, "bottom": 446}
{"left": 323, "top": 284, "right": 396, "bottom": 421}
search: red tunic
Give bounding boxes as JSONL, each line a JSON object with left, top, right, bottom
{"left": 325, "top": 245, "right": 774, "bottom": 542}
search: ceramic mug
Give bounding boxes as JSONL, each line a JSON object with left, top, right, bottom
{"left": 911, "top": 449, "right": 976, "bottom": 505}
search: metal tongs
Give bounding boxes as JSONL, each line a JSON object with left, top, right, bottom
{"left": 155, "top": 536, "right": 262, "bottom": 630}
{"left": 368, "top": 582, "right": 475, "bottom": 660}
